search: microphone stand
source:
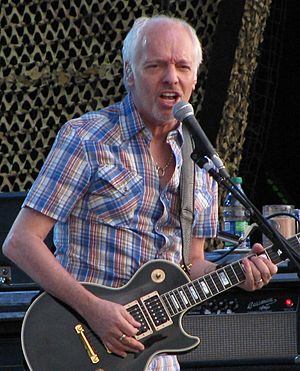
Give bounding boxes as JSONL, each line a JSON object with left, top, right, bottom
{"left": 191, "top": 150, "right": 300, "bottom": 272}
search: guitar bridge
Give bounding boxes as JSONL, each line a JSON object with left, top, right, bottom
{"left": 140, "top": 291, "right": 172, "bottom": 331}
{"left": 124, "top": 300, "right": 153, "bottom": 340}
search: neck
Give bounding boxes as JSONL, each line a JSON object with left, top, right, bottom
{"left": 148, "top": 120, "right": 178, "bottom": 139}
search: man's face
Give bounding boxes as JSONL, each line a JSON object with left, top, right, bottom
{"left": 127, "top": 22, "right": 198, "bottom": 131}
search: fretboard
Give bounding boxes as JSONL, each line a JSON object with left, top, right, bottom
{"left": 161, "top": 232, "right": 300, "bottom": 317}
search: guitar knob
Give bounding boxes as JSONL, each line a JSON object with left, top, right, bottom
{"left": 151, "top": 269, "right": 166, "bottom": 283}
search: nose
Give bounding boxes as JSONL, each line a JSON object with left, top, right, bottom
{"left": 162, "top": 64, "right": 179, "bottom": 85}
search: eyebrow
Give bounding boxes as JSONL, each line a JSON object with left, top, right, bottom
{"left": 143, "top": 58, "right": 193, "bottom": 65}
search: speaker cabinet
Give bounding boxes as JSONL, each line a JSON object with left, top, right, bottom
{"left": 178, "top": 275, "right": 300, "bottom": 368}
{"left": 0, "top": 192, "right": 54, "bottom": 287}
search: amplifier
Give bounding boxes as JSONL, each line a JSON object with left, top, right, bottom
{"left": 0, "top": 192, "right": 54, "bottom": 287}
{"left": 178, "top": 275, "right": 300, "bottom": 367}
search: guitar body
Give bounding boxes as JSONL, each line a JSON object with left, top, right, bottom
{"left": 21, "top": 260, "right": 199, "bottom": 371}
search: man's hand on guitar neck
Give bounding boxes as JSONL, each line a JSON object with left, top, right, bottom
{"left": 239, "top": 243, "right": 278, "bottom": 291}
{"left": 79, "top": 295, "right": 145, "bottom": 357}
{"left": 189, "top": 240, "right": 278, "bottom": 292}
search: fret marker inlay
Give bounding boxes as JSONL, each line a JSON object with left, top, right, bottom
{"left": 170, "top": 294, "right": 180, "bottom": 309}
{"left": 179, "top": 290, "right": 189, "bottom": 305}
{"left": 190, "top": 286, "right": 199, "bottom": 300}
{"left": 219, "top": 271, "right": 230, "bottom": 286}
{"left": 200, "top": 281, "right": 210, "bottom": 295}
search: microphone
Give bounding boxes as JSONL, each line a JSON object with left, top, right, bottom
{"left": 173, "top": 101, "right": 230, "bottom": 179}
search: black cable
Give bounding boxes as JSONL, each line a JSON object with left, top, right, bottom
{"left": 212, "top": 212, "right": 300, "bottom": 264}
{"left": 266, "top": 212, "right": 300, "bottom": 233}
{"left": 193, "top": 155, "right": 300, "bottom": 270}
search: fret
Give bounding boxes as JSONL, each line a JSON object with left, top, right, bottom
{"left": 264, "top": 234, "right": 300, "bottom": 265}
{"left": 294, "top": 234, "right": 300, "bottom": 247}
{"left": 263, "top": 247, "right": 271, "bottom": 262}
{"left": 163, "top": 293, "right": 176, "bottom": 316}
{"left": 266, "top": 245, "right": 286, "bottom": 265}
{"left": 210, "top": 271, "right": 225, "bottom": 291}
{"left": 167, "top": 292, "right": 179, "bottom": 314}
{"left": 178, "top": 288, "right": 190, "bottom": 306}
{"left": 173, "top": 289, "right": 186, "bottom": 310}
{"left": 266, "top": 247, "right": 282, "bottom": 265}
{"left": 217, "top": 268, "right": 232, "bottom": 288}
{"left": 204, "top": 275, "right": 218, "bottom": 295}
{"left": 186, "top": 282, "right": 201, "bottom": 303}
{"left": 192, "top": 280, "right": 206, "bottom": 301}
{"left": 183, "top": 283, "right": 197, "bottom": 306}
{"left": 224, "top": 265, "right": 239, "bottom": 285}
{"left": 169, "top": 291, "right": 181, "bottom": 313}
{"left": 196, "top": 278, "right": 213, "bottom": 298}
{"left": 158, "top": 233, "right": 300, "bottom": 319}
{"left": 232, "top": 261, "right": 246, "bottom": 282}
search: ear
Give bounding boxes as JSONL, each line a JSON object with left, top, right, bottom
{"left": 192, "top": 76, "right": 198, "bottom": 91}
{"left": 125, "top": 62, "right": 134, "bottom": 87}
{"left": 192, "top": 68, "right": 198, "bottom": 90}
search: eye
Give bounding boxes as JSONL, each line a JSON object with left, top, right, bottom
{"left": 146, "top": 63, "right": 159, "bottom": 69}
{"left": 178, "top": 64, "right": 192, "bottom": 71}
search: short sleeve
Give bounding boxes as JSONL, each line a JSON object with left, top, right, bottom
{"left": 24, "top": 122, "right": 91, "bottom": 222}
{"left": 192, "top": 168, "right": 218, "bottom": 238}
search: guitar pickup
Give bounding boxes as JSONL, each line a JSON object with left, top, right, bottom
{"left": 140, "top": 291, "right": 173, "bottom": 331}
{"left": 124, "top": 300, "right": 153, "bottom": 340}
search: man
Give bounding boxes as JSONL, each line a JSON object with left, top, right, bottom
{"left": 3, "top": 15, "right": 277, "bottom": 370}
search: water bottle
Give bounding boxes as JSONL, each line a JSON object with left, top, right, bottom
{"left": 222, "top": 177, "right": 251, "bottom": 249}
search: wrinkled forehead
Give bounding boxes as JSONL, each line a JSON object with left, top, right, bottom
{"left": 136, "top": 21, "right": 196, "bottom": 64}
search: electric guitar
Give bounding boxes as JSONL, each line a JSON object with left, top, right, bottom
{"left": 21, "top": 233, "right": 300, "bottom": 371}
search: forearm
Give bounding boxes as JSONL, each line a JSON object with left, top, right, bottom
{"left": 3, "top": 219, "right": 99, "bottom": 319}
{"left": 188, "top": 237, "right": 218, "bottom": 280}
{"left": 4, "top": 227, "right": 144, "bottom": 356}
{"left": 189, "top": 258, "right": 218, "bottom": 280}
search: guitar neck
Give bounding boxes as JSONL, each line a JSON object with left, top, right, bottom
{"left": 161, "top": 233, "right": 300, "bottom": 317}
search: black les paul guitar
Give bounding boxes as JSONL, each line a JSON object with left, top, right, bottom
{"left": 21, "top": 233, "right": 300, "bottom": 371}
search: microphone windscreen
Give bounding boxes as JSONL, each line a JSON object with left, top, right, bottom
{"left": 173, "top": 101, "right": 194, "bottom": 122}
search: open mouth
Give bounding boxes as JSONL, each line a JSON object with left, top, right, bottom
{"left": 160, "top": 92, "right": 180, "bottom": 102}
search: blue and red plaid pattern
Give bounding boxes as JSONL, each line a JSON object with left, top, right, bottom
{"left": 24, "top": 93, "right": 218, "bottom": 370}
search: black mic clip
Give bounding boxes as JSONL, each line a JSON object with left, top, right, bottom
{"left": 190, "top": 150, "right": 226, "bottom": 185}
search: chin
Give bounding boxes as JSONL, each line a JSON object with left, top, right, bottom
{"left": 153, "top": 110, "right": 174, "bottom": 123}
{"left": 157, "top": 115, "right": 176, "bottom": 126}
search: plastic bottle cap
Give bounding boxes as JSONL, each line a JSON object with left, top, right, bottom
{"left": 231, "top": 177, "right": 242, "bottom": 184}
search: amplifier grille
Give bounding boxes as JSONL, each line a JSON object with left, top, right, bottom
{"left": 179, "top": 311, "right": 298, "bottom": 363}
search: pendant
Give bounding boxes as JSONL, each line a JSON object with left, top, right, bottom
{"left": 156, "top": 166, "right": 166, "bottom": 177}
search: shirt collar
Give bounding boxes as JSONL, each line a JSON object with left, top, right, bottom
{"left": 119, "top": 93, "right": 183, "bottom": 146}
{"left": 170, "top": 123, "right": 184, "bottom": 147}
{"left": 119, "top": 93, "right": 146, "bottom": 142}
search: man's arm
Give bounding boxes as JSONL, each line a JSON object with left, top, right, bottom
{"left": 2, "top": 207, "right": 144, "bottom": 356}
{"left": 188, "top": 237, "right": 218, "bottom": 279}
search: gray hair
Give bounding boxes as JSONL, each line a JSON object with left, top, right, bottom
{"left": 122, "top": 15, "right": 203, "bottom": 90}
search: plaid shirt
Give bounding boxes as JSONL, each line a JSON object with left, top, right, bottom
{"left": 24, "top": 93, "right": 218, "bottom": 370}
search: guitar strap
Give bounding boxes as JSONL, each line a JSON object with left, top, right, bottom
{"left": 180, "top": 125, "right": 195, "bottom": 273}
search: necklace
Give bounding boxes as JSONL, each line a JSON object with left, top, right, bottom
{"left": 155, "top": 152, "right": 173, "bottom": 177}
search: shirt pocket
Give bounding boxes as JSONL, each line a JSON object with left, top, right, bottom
{"left": 89, "top": 165, "right": 143, "bottom": 227}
